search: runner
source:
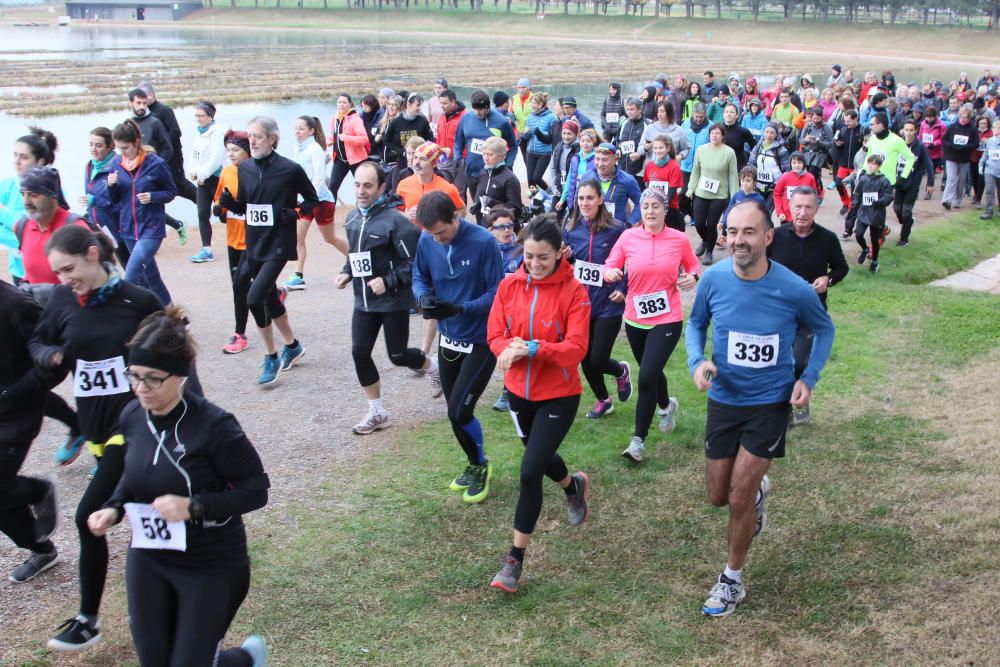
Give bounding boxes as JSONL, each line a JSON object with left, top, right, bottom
{"left": 769, "top": 186, "right": 848, "bottom": 425}
{"left": 685, "top": 199, "right": 835, "bottom": 617}
{"left": 327, "top": 93, "right": 370, "bottom": 200}
{"left": 81, "top": 127, "right": 130, "bottom": 267}
{"left": 214, "top": 131, "right": 254, "bottom": 354}
{"left": 412, "top": 190, "right": 503, "bottom": 503}
{"left": 941, "top": 107, "right": 977, "bottom": 210}
{"left": 562, "top": 179, "right": 631, "bottom": 420}
{"left": 374, "top": 94, "right": 403, "bottom": 167}
{"left": 979, "top": 118, "right": 1000, "bottom": 220}
{"left": 107, "top": 119, "right": 177, "bottom": 306}
{"left": 587, "top": 143, "right": 642, "bottom": 226}
{"left": 614, "top": 98, "right": 651, "bottom": 188}
{"left": 748, "top": 124, "right": 792, "bottom": 214}
{"left": 334, "top": 161, "right": 437, "bottom": 435}
{"left": 846, "top": 154, "right": 894, "bottom": 273}
{"left": 831, "top": 109, "right": 865, "bottom": 216}
{"left": 640, "top": 101, "right": 690, "bottom": 174}
{"left": 688, "top": 123, "right": 739, "bottom": 266}
{"left": 186, "top": 101, "right": 227, "bottom": 264}
{"left": 600, "top": 82, "right": 626, "bottom": 142}
{"left": 641, "top": 135, "right": 685, "bottom": 231}
{"left": 680, "top": 104, "right": 712, "bottom": 220}
{"left": 773, "top": 151, "right": 818, "bottom": 224}
{"left": 384, "top": 93, "right": 434, "bottom": 176}
{"left": 512, "top": 78, "right": 533, "bottom": 160}
{"left": 32, "top": 225, "right": 162, "bottom": 650}
{"left": 486, "top": 207, "right": 521, "bottom": 412}
{"left": 470, "top": 137, "right": 523, "bottom": 225}
{"left": 284, "top": 115, "right": 345, "bottom": 291}
{"left": 556, "top": 127, "right": 598, "bottom": 215}
{"left": 1, "top": 277, "right": 59, "bottom": 584}
{"left": 454, "top": 90, "right": 519, "bottom": 203}
{"left": 895, "top": 119, "right": 935, "bottom": 245}
{"left": 605, "top": 187, "right": 699, "bottom": 461}
{"left": 546, "top": 118, "right": 580, "bottom": 207}
{"left": 86, "top": 307, "right": 269, "bottom": 667}
{"left": 487, "top": 214, "right": 591, "bottom": 593}
{"left": 218, "top": 116, "right": 313, "bottom": 385}
{"left": 524, "top": 92, "right": 558, "bottom": 191}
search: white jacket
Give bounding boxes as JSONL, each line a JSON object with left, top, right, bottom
{"left": 189, "top": 122, "right": 228, "bottom": 183}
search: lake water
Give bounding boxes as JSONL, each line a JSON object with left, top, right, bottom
{"left": 0, "top": 23, "right": 977, "bottom": 210}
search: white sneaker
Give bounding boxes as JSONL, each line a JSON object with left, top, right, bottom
{"left": 621, "top": 436, "right": 645, "bottom": 462}
{"left": 353, "top": 411, "right": 390, "bottom": 435}
{"left": 426, "top": 364, "right": 443, "bottom": 398}
{"left": 791, "top": 404, "right": 811, "bottom": 426}
{"left": 702, "top": 574, "right": 746, "bottom": 617}
{"left": 755, "top": 474, "right": 770, "bottom": 536}
{"left": 658, "top": 397, "right": 679, "bottom": 432}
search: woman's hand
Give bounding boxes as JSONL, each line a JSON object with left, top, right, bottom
{"left": 497, "top": 339, "right": 529, "bottom": 372}
{"left": 677, "top": 271, "right": 698, "bottom": 291}
{"left": 88, "top": 508, "right": 120, "bottom": 537}
{"left": 152, "top": 494, "right": 191, "bottom": 522}
{"left": 137, "top": 192, "right": 151, "bottom": 205}
{"left": 604, "top": 268, "right": 624, "bottom": 283}
{"left": 107, "top": 172, "right": 118, "bottom": 186}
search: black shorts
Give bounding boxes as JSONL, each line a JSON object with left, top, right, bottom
{"left": 705, "top": 399, "right": 790, "bottom": 460}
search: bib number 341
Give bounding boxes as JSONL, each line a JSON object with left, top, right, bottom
{"left": 727, "top": 331, "right": 778, "bottom": 368}
{"left": 74, "top": 357, "right": 128, "bottom": 398}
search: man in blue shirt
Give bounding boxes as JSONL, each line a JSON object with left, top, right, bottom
{"left": 413, "top": 190, "right": 504, "bottom": 505}
{"left": 685, "top": 199, "right": 835, "bottom": 618}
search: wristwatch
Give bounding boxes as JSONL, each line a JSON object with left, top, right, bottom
{"left": 188, "top": 496, "right": 204, "bottom": 521}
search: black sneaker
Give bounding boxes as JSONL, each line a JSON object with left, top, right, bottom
{"left": 896, "top": 239, "right": 909, "bottom": 247}
{"left": 694, "top": 242, "right": 706, "bottom": 257}
{"left": 33, "top": 478, "right": 58, "bottom": 542}
{"left": 839, "top": 205, "right": 849, "bottom": 216}
{"left": 841, "top": 230, "right": 852, "bottom": 239}
{"left": 9, "top": 549, "right": 58, "bottom": 583}
{"left": 942, "top": 201, "right": 952, "bottom": 210}
{"left": 857, "top": 249, "right": 868, "bottom": 265}
{"left": 565, "top": 472, "right": 590, "bottom": 527}
{"left": 47, "top": 616, "right": 101, "bottom": 651}
{"left": 980, "top": 212, "right": 993, "bottom": 220}
{"left": 869, "top": 261, "right": 879, "bottom": 273}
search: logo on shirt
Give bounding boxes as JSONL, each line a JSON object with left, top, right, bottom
{"left": 461, "top": 259, "right": 471, "bottom": 266}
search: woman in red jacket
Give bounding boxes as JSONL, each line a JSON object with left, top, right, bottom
{"left": 486, "top": 214, "right": 591, "bottom": 594}
{"left": 327, "top": 93, "right": 371, "bottom": 201}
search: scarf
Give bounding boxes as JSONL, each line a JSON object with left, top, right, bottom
{"left": 196, "top": 121, "right": 214, "bottom": 135}
{"left": 76, "top": 263, "right": 122, "bottom": 309}
{"left": 120, "top": 150, "right": 146, "bottom": 173}
{"left": 654, "top": 154, "right": 671, "bottom": 167}
{"left": 875, "top": 128, "right": 890, "bottom": 140}
{"left": 89, "top": 153, "right": 115, "bottom": 182}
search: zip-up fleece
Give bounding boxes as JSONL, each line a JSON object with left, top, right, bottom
{"left": 487, "top": 260, "right": 590, "bottom": 401}
{"left": 603, "top": 224, "right": 700, "bottom": 326}
{"left": 847, "top": 171, "right": 894, "bottom": 228}
{"left": 563, "top": 218, "right": 628, "bottom": 319}
{"left": 342, "top": 193, "right": 421, "bottom": 313}
{"left": 108, "top": 152, "right": 177, "bottom": 241}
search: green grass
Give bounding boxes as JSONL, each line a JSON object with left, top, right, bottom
{"left": 222, "top": 210, "right": 999, "bottom": 665}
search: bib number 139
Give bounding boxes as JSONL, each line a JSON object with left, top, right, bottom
{"left": 574, "top": 260, "right": 604, "bottom": 287}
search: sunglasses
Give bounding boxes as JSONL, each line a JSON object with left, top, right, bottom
{"left": 492, "top": 224, "right": 513, "bottom": 231}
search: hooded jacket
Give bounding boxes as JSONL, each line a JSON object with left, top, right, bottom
{"left": 435, "top": 102, "right": 467, "bottom": 161}
{"left": 108, "top": 151, "right": 177, "bottom": 241}
{"left": 331, "top": 109, "right": 371, "bottom": 166}
{"left": 749, "top": 138, "right": 791, "bottom": 190}
{"left": 847, "top": 171, "right": 894, "bottom": 228}
{"left": 919, "top": 118, "right": 948, "bottom": 161}
{"left": 341, "top": 192, "right": 421, "bottom": 313}
{"left": 681, "top": 117, "right": 711, "bottom": 173}
{"left": 487, "top": 259, "right": 591, "bottom": 402}
{"left": 454, "top": 109, "right": 519, "bottom": 179}
{"left": 563, "top": 217, "right": 628, "bottom": 319}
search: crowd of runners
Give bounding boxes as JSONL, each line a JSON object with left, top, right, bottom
{"left": 0, "top": 62, "right": 994, "bottom": 663}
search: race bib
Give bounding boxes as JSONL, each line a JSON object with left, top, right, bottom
{"left": 246, "top": 203, "right": 274, "bottom": 227}
{"left": 727, "top": 331, "right": 778, "bottom": 368}
{"left": 605, "top": 202, "right": 616, "bottom": 217}
{"left": 124, "top": 502, "right": 187, "bottom": 552}
{"left": 348, "top": 251, "right": 373, "bottom": 277}
{"left": 786, "top": 186, "right": 799, "bottom": 201}
{"left": 953, "top": 134, "right": 969, "bottom": 146}
{"left": 633, "top": 290, "right": 670, "bottom": 319}
{"left": 699, "top": 177, "right": 720, "bottom": 194}
{"left": 192, "top": 149, "right": 201, "bottom": 161}
{"left": 922, "top": 132, "right": 934, "bottom": 144}
{"left": 440, "top": 336, "right": 473, "bottom": 354}
{"left": 74, "top": 357, "right": 128, "bottom": 398}
{"left": 605, "top": 112, "right": 620, "bottom": 125}
{"left": 620, "top": 140, "right": 636, "bottom": 155}
{"left": 479, "top": 196, "right": 491, "bottom": 215}
{"left": 862, "top": 192, "right": 877, "bottom": 206}
{"left": 757, "top": 170, "right": 774, "bottom": 184}
{"left": 573, "top": 260, "right": 604, "bottom": 287}
{"left": 470, "top": 138, "right": 485, "bottom": 155}
{"left": 648, "top": 180, "right": 670, "bottom": 194}
{"left": 989, "top": 149, "right": 1000, "bottom": 161}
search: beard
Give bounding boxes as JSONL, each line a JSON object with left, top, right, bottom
{"left": 731, "top": 242, "right": 762, "bottom": 270}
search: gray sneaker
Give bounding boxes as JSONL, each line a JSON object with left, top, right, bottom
{"left": 9, "top": 549, "right": 59, "bottom": 583}
{"left": 492, "top": 388, "right": 510, "bottom": 412}
{"left": 702, "top": 574, "right": 746, "bottom": 617}
{"left": 352, "top": 411, "right": 390, "bottom": 435}
{"left": 755, "top": 474, "right": 770, "bottom": 536}
{"left": 33, "top": 477, "right": 58, "bottom": 543}
{"left": 427, "top": 364, "right": 443, "bottom": 398}
{"left": 658, "top": 397, "right": 679, "bottom": 432}
{"left": 489, "top": 555, "right": 523, "bottom": 593}
{"left": 791, "top": 404, "right": 811, "bottom": 426}
{"left": 622, "top": 436, "right": 645, "bottom": 462}
{"left": 565, "top": 472, "right": 590, "bottom": 527}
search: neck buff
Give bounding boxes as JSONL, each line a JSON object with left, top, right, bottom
{"left": 77, "top": 263, "right": 121, "bottom": 309}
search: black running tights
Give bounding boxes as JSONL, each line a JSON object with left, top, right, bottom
{"left": 625, "top": 321, "right": 683, "bottom": 439}
{"left": 580, "top": 316, "right": 623, "bottom": 402}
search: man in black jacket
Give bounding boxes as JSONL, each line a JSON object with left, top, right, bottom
{"left": 769, "top": 186, "right": 848, "bottom": 425}
{"left": 615, "top": 99, "right": 649, "bottom": 188}
{"left": 895, "top": 119, "right": 935, "bottom": 246}
{"left": 138, "top": 81, "right": 197, "bottom": 204}
{"left": 128, "top": 88, "right": 189, "bottom": 238}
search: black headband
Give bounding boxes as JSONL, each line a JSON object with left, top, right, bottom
{"left": 128, "top": 347, "right": 190, "bottom": 377}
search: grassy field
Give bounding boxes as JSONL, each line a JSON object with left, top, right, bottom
{"left": 188, "top": 211, "right": 999, "bottom": 666}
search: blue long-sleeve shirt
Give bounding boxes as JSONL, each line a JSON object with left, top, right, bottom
{"left": 685, "top": 258, "right": 835, "bottom": 406}
{"left": 454, "top": 110, "right": 518, "bottom": 180}
{"left": 720, "top": 190, "right": 766, "bottom": 230}
{"left": 0, "top": 177, "right": 26, "bottom": 279}
{"left": 580, "top": 167, "right": 643, "bottom": 226}
{"left": 412, "top": 219, "right": 504, "bottom": 345}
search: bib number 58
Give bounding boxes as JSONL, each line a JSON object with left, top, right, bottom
{"left": 140, "top": 516, "right": 172, "bottom": 541}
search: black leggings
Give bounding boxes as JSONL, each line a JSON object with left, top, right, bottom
{"left": 806, "top": 166, "right": 824, "bottom": 198}
{"left": 525, "top": 152, "right": 550, "bottom": 190}
{"left": 692, "top": 196, "right": 727, "bottom": 250}
{"left": 439, "top": 343, "right": 496, "bottom": 466}
{"left": 679, "top": 172, "right": 693, "bottom": 218}
{"left": 666, "top": 208, "right": 685, "bottom": 232}
{"left": 228, "top": 247, "right": 251, "bottom": 336}
{"left": 45, "top": 392, "right": 80, "bottom": 436}
{"left": 126, "top": 549, "right": 252, "bottom": 667}
{"left": 580, "top": 316, "right": 623, "bottom": 402}
{"left": 328, "top": 158, "right": 355, "bottom": 202}
{"left": 893, "top": 185, "right": 919, "bottom": 243}
{"left": 792, "top": 324, "right": 814, "bottom": 380}
{"left": 350, "top": 309, "right": 426, "bottom": 387}
{"left": 507, "top": 392, "right": 578, "bottom": 534}
{"left": 855, "top": 223, "right": 882, "bottom": 262}
{"left": 246, "top": 259, "right": 287, "bottom": 329}
{"left": 625, "top": 321, "right": 683, "bottom": 439}
{"left": 195, "top": 176, "right": 219, "bottom": 248}
{"left": 75, "top": 441, "right": 126, "bottom": 616}
{"left": 0, "top": 438, "right": 53, "bottom": 553}
{"left": 972, "top": 167, "right": 985, "bottom": 202}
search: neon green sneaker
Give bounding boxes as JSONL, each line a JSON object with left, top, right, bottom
{"left": 462, "top": 461, "right": 492, "bottom": 504}
{"left": 449, "top": 464, "right": 475, "bottom": 492}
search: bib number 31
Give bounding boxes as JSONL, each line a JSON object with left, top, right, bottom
{"left": 727, "top": 331, "right": 778, "bottom": 368}
{"left": 124, "top": 503, "right": 187, "bottom": 552}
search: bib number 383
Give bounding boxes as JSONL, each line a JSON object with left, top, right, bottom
{"left": 440, "top": 336, "right": 472, "bottom": 354}
{"left": 74, "top": 357, "right": 128, "bottom": 398}
{"left": 574, "top": 260, "right": 604, "bottom": 287}
{"left": 246, "top": 203, "right": 274, "bottom": 227}
{"left": 124, "top": 502, "right": 187, "bottom": 552}
{"left": 727, "top": 331, "right": 778, "bottom": 368}
{"left": 349, "top": 251, "right": 373, "bottom": 277}
{"left": 633, "top": 290, "right": 669, "bottom": 318}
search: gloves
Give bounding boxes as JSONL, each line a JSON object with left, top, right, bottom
{"left": 218, "top": 188, "right": 246, "bottom": 215}
{"left": 419, "top": 294, "right": 463, "bottom": 320}
{"left": 212, "top": 204, "right": 223, "bottom": 219}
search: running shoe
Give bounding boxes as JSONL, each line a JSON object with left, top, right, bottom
{"left": 353, "top": 411, "right": 390, "bottom": 435}
{"left": 869, "top": 260, "right": 879, "bottom": 274}
{"left": 284, "top": 275, "right": 306, "bottom": 291}
{"left": 490, "top": 555, "right": 523, "bottom": 593}
{"left": 54, "top": 434, "right": 86, "bottom": 466}
{"left": 839, "top": 205, "right": 849, "bottom": 216}
{"left": 223, "top": 333, "right": 249, "bottom": 355}
{"left": 47, "top": 616, "right": 100, "bottom": 651}
{"left": 896, "top": 239, "right": 910, "bottom": 247}
{"left": 87, "top": 464, "right": 97, "bottom": 480}
{"left": 616, "top": 361, "right": 633, "bottom": 402}
{"left": 277, "top": 286, "right": 287, "bottom": 305}
{"left": 841, "top": 230, "right": 852, "bottom": 239}
{"left": 924, "top": 191, "right": 932, "bottom": 200}
{"left": 942, "top": 201, "right": 952, "bottom": 210}
{"left": 241, "top": 635, "right": 267, "bottom": 667}
{"left": 189, "top": 247, "right": 215, "bottom": 263}
{"left": 586, "top": 398, "right": 614, "bottom": 419}
{"left": 462, "top": 461, "right": 492, "bottom": 504}
{"left": 658, "top": 397, "right": 679, "bottom": 432}
{"left": 258, "top": 354, "right": 280, "bottom": 385}
{"left": 702, "top": 574, "right": 746, "bottom": 617}
{"left": 701, "top": 250, "right": 714, "bottom": 266}
{"left": 279, "top": 340, "right": 305, "bottom": 371}
{"left": 826, "top": 182, "right": 837, "bottom": 190}
{"left": 972, "top": 199, "right": 982, "bottom": 209}
{"left": 9, "top": 549, "right": 58, "bottom": 583}
{"left": 492, "top": 388, "right": 510, "bottom": 412}
{"left": 33, "top": 478, "right": 58, "bottom": 542}
{"left": 694, "top": 242, "right": 706, "bottom": 257}
{"left": 176, "top": 225, "right": 189, "bottom": 246}
{"left": 791, "top": 404, "right": 811, "bottom": 426}
{"left": 857, "top": 249, "right": 868, "bottom": 265}
{"left": 449, "top": 464, "right": 476, "bottom": 492}
{"left": 755, "top": 474, "right": 770, "bottom": 536}
{"left": 565, "top": 472, "right": 590, "bottom": 527}
{"left": 981, "top": 212, "right": 994, "bottom": 220}
{"left": 427, "top": 364, "right": 443, "bottom": 398}
{"left": 621, "top": 436, "right": 645, "bottom": 462}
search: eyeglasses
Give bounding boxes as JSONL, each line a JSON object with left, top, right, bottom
{"left": 124, "top": 369, "right": 173, "bottom": 390}
{"left": 492, "top": 224, "right": 513, "bottom": 231}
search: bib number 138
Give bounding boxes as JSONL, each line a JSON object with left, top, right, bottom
{"left": 349, "top": 251, "right": 373, "bottom": 277}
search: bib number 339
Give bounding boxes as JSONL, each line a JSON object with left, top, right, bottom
{"left": 124, "top": 502, "right": 187, "bottom": 552}
{"left": 727, "top": 331, "right": 778, "bottom": 368}
{"left": 74, "top": 357, "right": 128, "bottom": 398}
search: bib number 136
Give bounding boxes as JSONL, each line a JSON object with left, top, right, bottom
{"left": 727, "top": 331, "right": 778, "bottom": 368}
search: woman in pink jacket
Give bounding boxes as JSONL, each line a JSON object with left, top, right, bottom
{"left": 604, "top": 187, "right": 699, "bottom": 463}
{"left": 327, "top": 93, "right": 371, "bottom": 201}
{"left": 919, "top": 106, "right": 947, "bottom": 197}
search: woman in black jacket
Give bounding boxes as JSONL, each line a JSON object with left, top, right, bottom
{"left": 472, "top": 136, "right": 524, "bottom": 226}
{"left": 88, "top": 307, "right": 269, "bottom": 667}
